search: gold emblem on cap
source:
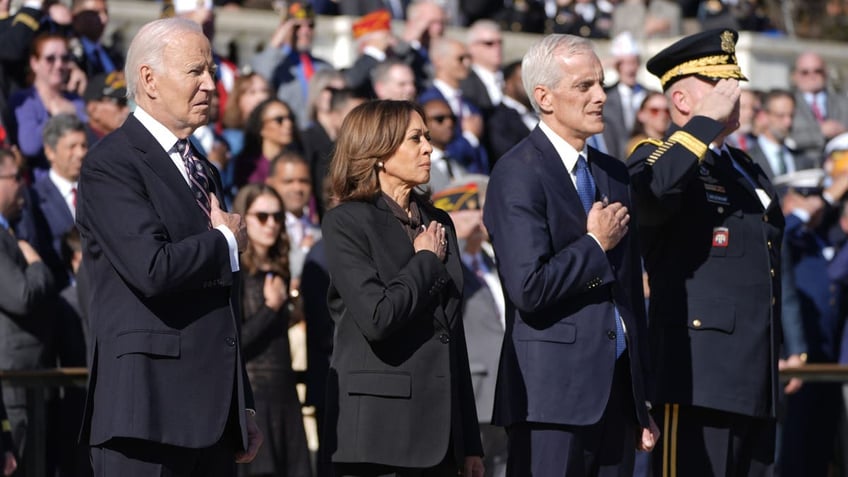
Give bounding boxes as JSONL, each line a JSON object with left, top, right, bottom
{"left": 720, "top": 30, "right": 735, "bottom": 53}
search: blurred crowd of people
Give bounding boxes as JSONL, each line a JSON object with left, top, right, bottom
{"left": 0, "top": 0, "right": 847, "bottom": 476}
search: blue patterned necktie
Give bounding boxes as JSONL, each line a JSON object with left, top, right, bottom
{"left": 575, "top": 154, "right": 626, "bottom": 358}
{"left": 176, "top": 139, "right": 211, "bottom": 216}
{"left": 575, "top": 154, "right": 596, "bottom": 213}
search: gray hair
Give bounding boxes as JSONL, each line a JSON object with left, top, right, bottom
{"left": 124, "top": 18, "right": 203, "bottom": 102}
{"left": 522, "top": 34, "right": 594, "bottom": 113}
{"left": 43, "top": 113, "right": 85, "bottom": 150}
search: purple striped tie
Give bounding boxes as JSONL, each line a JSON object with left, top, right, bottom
{"left": 175, "top": 139, "right": 211, "bottom": 216}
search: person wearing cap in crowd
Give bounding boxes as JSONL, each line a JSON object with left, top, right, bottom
{"left": 746, "top": 89, "right": 814, "bottom": 180}
{"left": 484, "top": 34, "right": 658, "bottom": 477}
{"left": 251, "top": 2, "right": 330, "bottom": 131}
{"left": 775, "top": 165, "right": 848, "bottom": 477}
{"left": 163, "top": 0, "right": 239, "bottom": 131}
{"left": 789, "top": 52, "right": 848, "bottom": 168}
{"left": 627, "top": 28, "right": 784, "bottom": 475}
{"left": 82, "top": 71, "right": 128, "bottom": 145}
{"left": 433, "top": 175, "right": 508, "bottom": 477}
{"left": 602, "top": 31, "right": 647, "bottom": 160}
{"left": 70, "top": 0, "right": 122, "bottom": 78}
{"left": 344, "top": 9, "right": 393, "bottom": 99}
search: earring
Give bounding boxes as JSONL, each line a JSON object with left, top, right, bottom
{"left": 376, "top": 161, "right": 384, "bottom": 169}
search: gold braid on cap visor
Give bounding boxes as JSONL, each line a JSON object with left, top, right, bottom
{"left": 659, "top": 54, "right": 748, "bottom": 89}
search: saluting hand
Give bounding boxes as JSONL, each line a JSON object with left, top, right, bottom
{"left": 691, "top": 78, "right": 742, "bottom": 127}
{"left": 210, "top": 194, "right": 247, "bottom": 253}
{"left": 586, "top": 201, "right": 629, "bottom": 251}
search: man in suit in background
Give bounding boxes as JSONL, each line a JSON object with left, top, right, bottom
{"left": 484, "top": 34, "right": 658, "bottom": 476}
{"left": 461, "top": 19, "right": 504, "bottom": 115}
{"left": 485, "top": 60, "right": 537, "bottom": 165}
{"left": 789, "top": 52, "right": 848, "bottom": 167}
{"left": 602, "top": 31, "right": 647, "bottom": 160}
{"left": 33, "top": 114, "right": 87, "bottom": 270}
{"left": 628, "top": 29, "right": 783, "bottom": 476}
{"left": 0, "top": 147, "right": 52, "bottom": 475}
{"left": 747, "top": 89, "right": 811, "bottom": 180}
{"left": 76, "top": 17, "right": 262, "bottom": 474}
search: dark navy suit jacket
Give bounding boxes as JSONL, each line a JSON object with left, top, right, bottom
{"left": 32, "top": 176, "right": 74, "bottom": 259}
{"left": 483, "top": 126, "right": 651, "bottom": 428}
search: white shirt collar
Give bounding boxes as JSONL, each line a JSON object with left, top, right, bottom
{"left": 471, "top": 64, "right": 503, "bottom": 105}
{"left": 363, "top": 45, "right": 387, "bottom": 62}
{"left": 538, "top": 119, "right": 587, "bottom": 183}
{"left": 48, "top": 168, "right": 76, "bottom": 197}
{"left": 133, "top": 106, "right": 181, "bottom": 153}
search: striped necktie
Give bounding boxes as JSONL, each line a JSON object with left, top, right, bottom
{"left": 176, "top": 139, "right": 211, "bottom": 216}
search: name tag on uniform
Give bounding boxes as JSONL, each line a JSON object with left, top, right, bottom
{"left": 706, "top": 192, "right": 730, "bottom": 205}
{"left": 713, "top": 227, "right": 730, "bottom": 247}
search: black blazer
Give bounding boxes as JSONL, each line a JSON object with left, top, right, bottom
{"left": 76, "top": 114, "right": 255, "bottom": 449}
{"left": 322, "top": 195, "right": 482, "bottom": 468}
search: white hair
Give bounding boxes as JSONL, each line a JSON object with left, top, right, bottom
{"left": 124, "top": 17, "right": 203, "bottom": 101}
{"left": 522, "top": 34, "right": 594, "bottom": 113}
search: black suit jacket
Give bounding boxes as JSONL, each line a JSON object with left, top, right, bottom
{"left": 460, "top": 70, "right": 494, "bottom": 114}
{"left": 76, "top": 114, "right": 254, "bottom": 449}
{"left": 322, "top": 195, "right": 482, "bottom": 468}
{"left": 483, "top": 127, "right": 651, "bottom": 429}
{"left": 485, "top": 102, "right": 532, "bottom": 166}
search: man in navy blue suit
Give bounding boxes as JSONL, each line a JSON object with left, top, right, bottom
{"left": 483, "top": 34, "right": 658, "bottom": 476}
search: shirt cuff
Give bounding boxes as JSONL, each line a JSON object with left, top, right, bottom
{"left": 215, "top": 225, "right": 240, "bottom": 272}
{"left": 791, "top": 209, "right": 811, "bottom": 224}
{"left": 587, "top": 232, "right": 603, "bottom": 250}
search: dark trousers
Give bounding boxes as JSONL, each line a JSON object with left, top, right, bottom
{"left": 505, "top": 355, "right": 638, "bottom": 477}
{"left": 651, "top": 404, "right": 775, "bottom": 477}
{"left": 90, "top": 436, "right": 238, "bottom": 477}
{"left": 334, "top": 445, "right": 458, "bottom": 477}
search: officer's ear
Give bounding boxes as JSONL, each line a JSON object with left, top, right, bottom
{"left": 533, "top": 85, "right": 553, "bottom": 115}
{"left": 669, "top": 87, "right": 689, "bottom": 116}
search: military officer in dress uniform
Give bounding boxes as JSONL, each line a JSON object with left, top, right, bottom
{"left": 628, "top": 29, "right": 785, "bottom": 477}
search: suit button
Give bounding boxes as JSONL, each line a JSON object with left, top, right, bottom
{"left": 763, "top": 215, "right": 769, "bottom": 222}
{"left": 767, "top": 240, "right": 772, "bottom": 249}
{"left": 439, "top": 333, "right": 450, "bottom": 344}
{"left": 607, "top": 330, "right": 616, "bottom": 340}
{"left": 770, "top": 268, "right": 775, "bottom": 277}
{"left": 225, "top": 337, "right": 236, "bottom": 347}
{"left": 771, "top": 297, "right": 776, "bottom": 306}
{"left": 692, "top": 319, "right": 702, "bottom": 328}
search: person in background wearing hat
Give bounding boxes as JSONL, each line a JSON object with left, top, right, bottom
{"left": 747, "top": 89, "right": 816, "bottom": 180}
{"left": 789, "top": 52, "right": 848, "bottom": 168}
{"left": 82, "top": 71, "right": 128, "bottom": 146}
{"left": 433, "top": 176, "right": 508, "bottom": 477}
{"left": 343, "top": 9, "right": 393, "bottom": 98}
{"left": 251, "top": 2, "right": 330, "bottom": 131}
{"left": 627, "top": 28, "right": 784, "bottom": 475}
{"left": 602, "top": 31, "right": 647, "bottom": 161}
{"left": 70, "top": 0, "right": 122, "bottom": 78}
{"left": 774, "top": 166, "right": 848, "bottom": 477}
{"left": 484, "top": 34, "right": 658, "bottom": 477}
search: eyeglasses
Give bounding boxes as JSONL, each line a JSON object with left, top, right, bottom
{"left": 428, "top": 114, "right": 456, "bottom": 124}
{"left": 456, "top": 54, "right": 471, "bottom": 63}
{"left": 249, "top": 211, "right": 285, "bottom": 224}
{"left": 294, "top": 21, "right": 315, "bottom": 30}
{"left": 475, "top": 39, "right": 502, "bottom": 47}
{"left": 646, "top": 106, "right": 669, "bottom": 116}
{"left": 0, "top": 171, "right": 22, "bottom": 182}
{"left": 797, "top": 68, "right": 825, "bottom": 76}
{"left": 43, "top": 54, "right": 73, "bottom": 65}
{"left": 264, "top": 115, "right": 293, "bottom": 125}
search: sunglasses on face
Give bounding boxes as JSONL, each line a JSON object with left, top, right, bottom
{"left": 43, "top": 54, "right": 72, "bottom": 65}
{"left": 264, "top": 115, "right": 293, "bottom": 125}
{"left": 250, "top": 211, "right": 285, "bottom": 224}
{"left": 476, "top": 39, "right": 502, "bottom": 47}
{"left": 429, "top": 114, "right": 456, "bottom": 124}
{"left": 646, "top": 106, "right": 669, "bottom": 116}
{"left": 797, "top": 68, "right": 825, "bottom": 76}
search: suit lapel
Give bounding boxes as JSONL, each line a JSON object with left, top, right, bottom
{"left": 528, "top": 128, "right": 585, "bottom": 218}
{"left": 122, "top": 115, "right": 213, "bottom": 224}
{"left": 417, "top": 203, "right": 460, "bottom": 330}
{"left": 588, "top": 147, "right": 611, "bottom": 204}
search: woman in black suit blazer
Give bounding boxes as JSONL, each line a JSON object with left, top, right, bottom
{"left": 322, "top": 100, "right": 484, "bottom": 477}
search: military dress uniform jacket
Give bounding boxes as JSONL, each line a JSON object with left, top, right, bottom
{"left": 628, "top": 116, "right": 784, "bottom": 419}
